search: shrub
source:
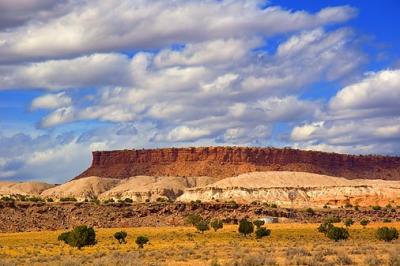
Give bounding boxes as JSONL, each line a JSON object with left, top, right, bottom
{"left": 156, "top": 197, "right": 167, "bottom": 203}
{"left": 253, "top": 220, "right": 265, "bottom": 228}
{"left": 354, "top": 205, "right": 359, "bottom": 211}
{"left": 255, "top": 227, "right": 271, "bottom": 239}
{"left": 343, "top": 218, "right": 354, "bottom": 227}
{"left": 344, "top": 203, "right": 353, "bottom": 208}
{"left": 185, "top": 213, "right": 203, "bottom": 226}
{"left": 135, "top": 236, "right": 149, "bottom": 248}
{"left": 360, "top": 219, "right": 369, "bottom": 228}
{"left": 58, "top": 225, "right": 96, "bottom": 249}
{"left": 28, "top": 196, "right": 44, "bottom": 202}
{"left": 46, "top": 198, "right": 54, "bottom": 202}
{"left": 270, "top": 203, "right": 278, "bottom": 208}
{"left": 124, "top": 198, "right": 133, "bottom": 203}
{"left": 60, "top": 197, "right": 77, "bottom": 202}
{"left": 371, "top": 205, "right": 381, "bottom": 211}
{"left": 0, "top": 196, "right": 14, "bottom": 202}
{"left": 227, "top": 200, "right": 238, "bottom": 209}
{"left": 376, "top": 227, "right": 399, "bottom": 242}
{"left": 210, "top": 219, "right": 223, "bottom": 232}
{"left": 326, "top": 226, "right": 349, "bottom": 242}
{"left": 306, "top": 208, "right": 315, "bottom": 215}
{"left": 323, "top": 204, "right": 329, "bottom": 209}
{"left": 318, "top": 222, "right": 334, "bottom": 234}
{"left": 238, "top": 219, "right": 254, "bottom": 236}
{"left": 58, "top": 232, "right": 70, "bottom": 243}
{"left": 195, "top": 220, "right": 210, "bottom": 233}
{"left": 103, "top": 198, "right": 115, "bottom": 204}
{"left": 114, "top": 231, "right": 127, "bottom": 244}
{"left": 383, "top": 218, "right": 392, "bottom": 223}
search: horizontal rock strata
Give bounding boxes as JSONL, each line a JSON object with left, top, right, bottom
{"left": 74, "top": 147, "right": 400, "bottom": 180}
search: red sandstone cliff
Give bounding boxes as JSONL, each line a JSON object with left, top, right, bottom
{"left": 74, "top": 147, "right": 400, "bottom": 181}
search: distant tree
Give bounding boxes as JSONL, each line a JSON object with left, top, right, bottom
{"left": 0, "top": 196, "right": 14, "bottom": 202}
{"left": 103, "top": 198, "right": 115, "bottom": 204}
{"left": 114, "top": 231, "right": 128, "bottom": 244}
{"left": 60, "top": 197, "right": 77, "bottom": 202}
{"left": 360, "top": 219, "right": 369, "bottom": 228}
{"left": 135, "top": 236, "right": 149, "bottom": 248}
{"left": 326, "top": 226, "right": 349, "bottom": 242}
{"left": 238, "top": 219, "right": 254, "bottom": 236}
{"left": 376, "top": 227, "right": 399, "bottom": 242}
{"left": 58, "top": 232, "right": 71, "bottom": 243}
{"left": 344, "top": 218, "right": 354, "bottom": 228}
{"left": 28, "top": 196, "right": 44, "bottom": 202}
{"left": 124, "top": 198, "right": 133, "bottom": 203}
{"left": 210, "top": 219, "right": 223, "bottom": 232}
{"left": 371, "top": 205, "right": 381, "bottom": 211}
{"left": 270, "top": 203, "right": 278, "bottom": 208}
{"left": 318, "top": 222, "right": 334, "bottom": 234}
{"left": 186, "top": 214, "right": 203, "bottom": 226}
{"left": 46, "top": 198, "right": 54, "bottom": 203}
{"left": 255, "top": 227, "right": 271, "bottom": 239}
{"left": 306, "top": 208, "right": 315, "bottom": 215}
{"left": 195, "top": 220, "right": 210, "bottom": 233}
{"left": 156, "top": 197, "right": 167, "bottom": 203}
{"left": 253, "top": 220, "right": 265, "bottom": 229}
{"left": 58, "top": 225, "right": 96, "bottom": 249}
{"left": 383, "top": 218, "right": 392, "bottom": 223}
{"left": 227, "top": 200, "right": 239, "bottom": 209}
{"left": 344, "top": 203, "right": 353, "bottom": 208}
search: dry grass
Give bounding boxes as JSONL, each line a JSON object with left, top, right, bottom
{"left": 0, "top": 223, "right": 399, "bottom": 265}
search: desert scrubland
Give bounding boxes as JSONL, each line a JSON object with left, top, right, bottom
{"left": 0, "top": 223, "right": 399, "bottom": 266}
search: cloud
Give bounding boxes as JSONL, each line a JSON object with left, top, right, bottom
{"left": 0, "top": 53, "right": 132, "bottom": 90}
{"left": 291, "top": 69, "right": 400, "bottom": 154}
{"left": 31, "top": 92, "right": 71, "bottom": 110}
{"left": 0, "top": 1, "right": 356, "bottom": 63}
{"left": 18, "top": 27, "right": 361, "bottom": 152}
{"left": 329, "top": 69, "right": 400, "bottom": 119}
{"left": 164, "top": 126, "right": 211, "bottom": 142}
{"left": 0, "top": 0, "right": 69, "bottom": 30}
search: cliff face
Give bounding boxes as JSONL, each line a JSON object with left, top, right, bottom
{"left": 74, "top": 146, "right": 400, "bottom": 180}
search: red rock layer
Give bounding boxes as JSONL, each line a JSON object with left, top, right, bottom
{"left": 74, "top": 147, "right": 400, "bottom": 180}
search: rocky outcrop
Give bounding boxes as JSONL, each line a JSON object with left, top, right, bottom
{"left": 74, "top": 146, "right": 400, "bottom": 180}
{"left": 177, "top": 186, "right": 400, "bottom": 208}
{"left": 177, "top": 172, "right": 400, "bottom": 207}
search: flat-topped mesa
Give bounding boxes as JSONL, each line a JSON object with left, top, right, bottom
{"left": 74, "top": 146, "right": 400, "bottom": 180}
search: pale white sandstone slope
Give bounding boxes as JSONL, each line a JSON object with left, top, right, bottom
{"left": 0, "top": 181, "right": 55, "bottom": 196}
{"left": 41, "top": 176, "right": 120, "bottom": 200}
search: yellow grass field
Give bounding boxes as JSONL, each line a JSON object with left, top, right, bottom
{"left": 0, "top": 223, "right": 399, "bottom": 265}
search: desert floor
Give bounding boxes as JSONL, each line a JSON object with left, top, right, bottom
{"left": 0, "top": 223, "right": 399, "bottom": 266}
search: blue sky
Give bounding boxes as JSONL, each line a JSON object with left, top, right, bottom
{"left": 0, "top": 0, "right": 399, "bottom": 183}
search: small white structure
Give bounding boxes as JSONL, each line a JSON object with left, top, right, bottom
{"left": 260, "top": 216, "right": 279, "bottom": 223}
